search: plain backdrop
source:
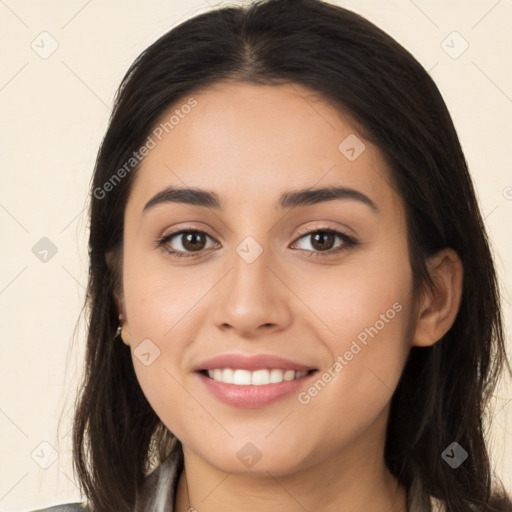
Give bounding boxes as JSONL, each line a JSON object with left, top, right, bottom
{"left": 0, "top": 0, "right": 511, "bottom": 510}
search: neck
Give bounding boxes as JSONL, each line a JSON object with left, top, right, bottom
{"left": 174, "top": 440, "right": 407, "bottom": 512}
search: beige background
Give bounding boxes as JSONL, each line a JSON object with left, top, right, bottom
{"left": 0, "top": 0, "right": 511, "bottom": 510}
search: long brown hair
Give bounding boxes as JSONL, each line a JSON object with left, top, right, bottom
{"left": 71, "top": 0, "right": 512, "bottom": 510}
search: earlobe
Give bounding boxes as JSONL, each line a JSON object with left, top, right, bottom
{"left": 117, "top": 306, "right": 131, "bottom": 346}
{"left": 120, "top": 322, "right": 131, "bottom": 346}
{"left": 113, "top": 293, "right": 130, "bottom": 345}
{"left": 411, "top": 248, "right": 464, "bottom": 347}
{"left": 105, "top": 249, "right": 130, "bottom": 345}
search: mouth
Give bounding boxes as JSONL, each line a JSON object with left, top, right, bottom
{"left": 199, "top": 368, "right": 316, "bottom": 385}
{"left": 194, "top": 353, "right": 319, "bottom": 408}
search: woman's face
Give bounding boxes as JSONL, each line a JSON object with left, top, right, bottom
{"left": 119, "top": 82, "right": 417, "bottom": 475}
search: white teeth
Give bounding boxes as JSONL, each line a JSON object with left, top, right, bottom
{"left": 205, "top": 368, "right": 310, "bottom": 385}
{"left": 222, "top": 368, "right": 234, "bottom": 384}
{"left": 251, "top": 369, "right": 270, "bottom": 385}
{"left": 269, "top": 369, "right": 284, "bottom": 383}
{"left": 233, "top": 369, "right": 252, "bottom": 385}
{"left": 284, "top": 370, "right": 295, "bottom": 381}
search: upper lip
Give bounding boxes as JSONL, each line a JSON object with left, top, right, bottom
{"left": 194, "top": 353, "right": 317, "bottom": 372}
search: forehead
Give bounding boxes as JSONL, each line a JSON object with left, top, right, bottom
{"left": 127, "top": 81, "right": 398, "bottom": 215}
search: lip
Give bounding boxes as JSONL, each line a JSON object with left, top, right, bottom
{"left": 194, "top": 353, "right": 318, "bottom": 408}
{"left": 197, "top": 370, "right": 317, "bottom": 408}
{"left": 194, "top": 353, "right": 316, "bottom": 372}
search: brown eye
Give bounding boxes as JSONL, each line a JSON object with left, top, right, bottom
{"left": 157, "top": 230, "right": 217, "bottom": 258}
{"left": 180, "top": 232, "right": 207, "bottom": 252}
{"left": 293, "top": 228, "right": 355, "bottom": 255}
{"left": 157, "top": 227, "right": 358, "bottom": 260}
{"left": 309, "top": 232, "right": 337, "bottom": 251}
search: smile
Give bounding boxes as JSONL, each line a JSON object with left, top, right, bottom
{"left": 203, "top": 368, "right": 313, "bottom": 385}
{"left": 194, "top": 353, "right": 318, "bottom": 407}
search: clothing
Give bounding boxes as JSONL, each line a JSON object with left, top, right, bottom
{"left": 30, "top": 504, "right": 89, "bottom": 512}
{"left": 29, "top": 443, "right": 446, "bottom": 511}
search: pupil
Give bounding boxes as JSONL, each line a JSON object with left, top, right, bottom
{"left": 184, "top": 233, "right": 204, "bottom": 251}
{"left": 313, "top": 232, "right": 333, "bottom": 250}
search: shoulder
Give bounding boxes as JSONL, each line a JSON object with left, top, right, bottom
{"left": 28, "top": 503, "right": 90, "bottom": 512}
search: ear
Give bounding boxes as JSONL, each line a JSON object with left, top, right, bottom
{"left": 411, "top": 248, "right": 463, "bottom": 347}
{"left": 105, "top": 249, "right": 131, "bottom": 347}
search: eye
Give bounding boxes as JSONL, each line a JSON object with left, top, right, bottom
{"left": 291, "top": 228, "right": 358, "bottom": 257}
{"left": 156, "top": 227, "right": 358, "bottom": 259}
{"left": 156, "top": 229, "right": 218, "bottom": 259}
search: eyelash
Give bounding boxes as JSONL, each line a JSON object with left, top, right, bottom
{"left": 155, "top": 226, "right": 359, "bottom": 260}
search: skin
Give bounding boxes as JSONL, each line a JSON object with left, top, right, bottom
{"left": 115, "top": 82, "right": 463, "bottom": 512}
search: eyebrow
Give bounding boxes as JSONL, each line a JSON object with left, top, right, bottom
{"left": 142, "top": 185, "right": 379, "bottom": 214}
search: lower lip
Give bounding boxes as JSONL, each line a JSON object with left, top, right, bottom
{"left": 197, "top": 371, "right": 316, "bottom": 408}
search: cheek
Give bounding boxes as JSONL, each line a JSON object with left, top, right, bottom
{"left": 288, "top": 248, "right": 413, "bottom": 427}
{"left": 121, "top": 246, "right": 203, "bottom": 419}
{"left": 290, "top": 248, "right": 412, "bottom": 358}
{"left": 122, "top": 239, "right": 209, "bottom": 343}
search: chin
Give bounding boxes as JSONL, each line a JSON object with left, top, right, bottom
{"left": 183, "top": 434, "right": 315, "bottom": 477}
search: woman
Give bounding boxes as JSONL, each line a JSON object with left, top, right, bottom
{"left": 32, "top": 0, "right": 512, "bottom": 510}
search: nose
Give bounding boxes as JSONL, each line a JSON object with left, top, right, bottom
{"left": 212, "top": 247, "right": 293, "bottom": 338}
